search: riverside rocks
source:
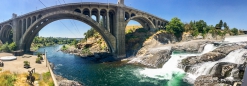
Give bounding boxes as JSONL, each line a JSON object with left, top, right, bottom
{"left": 181, "top": 43, "right": 245, "bottom": 66}
{"left": 128, "top": 48, "right": 172, "bottom": 68}
{"left": 173, "top": 41, "right": 214, "bottom": 53}
{"left": 127, "top": 32, "right": 176, "bottom": 68}
{"left": 129, "top": 35, "right": 217, "bottom": 68}
{"left": 194, "top": 62, "right": 247, "bottom": 86}
{"left": 183, "top": 43, "right": 247, "bottom": 86}
{"left": 56, "top": 75, "right": 83, "bottom": 86}
{"left": 209, "top": 62, "right": 237, "bottom": 78}
{"left": 194, "top": 75, "right": 232, "bottom": 86}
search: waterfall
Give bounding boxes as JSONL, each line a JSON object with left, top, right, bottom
{"left": 201, "top": 44, "right": 217, "bottom": 54}
{"left": 186, "top": 49, "right": 247, "bottom": 83}
{"left": 138, "top": 44, "right": 216, "bottom": 84}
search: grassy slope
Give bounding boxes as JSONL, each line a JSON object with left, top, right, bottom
{"left": 0, "top": 70, "right": 54, "bottom": 86}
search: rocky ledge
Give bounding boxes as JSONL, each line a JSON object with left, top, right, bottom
{"left": 181, "top": 43, "right": 246, "bottom": 66}
{"left": 56, "top": 75, "right": 83, "bottom": 86}
{"left": 128, "top": 47, "right": 172, "bottom": 68}
{"left": 194, "top": 62, "right": 246, "bottom": 86}
{"left": 128, "top": 41, "right": 212, "bottom": 68}
{"left": 172, "top": 40, "right": 215, "bottom": 53}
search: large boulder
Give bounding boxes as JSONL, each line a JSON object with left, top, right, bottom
{"left": 173, "top": 41, "right": 214, "bottom": 53}
{"left": 194, "top": 75, "right": 232, "bottom": 86}
{"left": 141, "top": 32, "right": 177, "bottom": 49}
{"left": 209, "top": 62, "right": 237, "bottom": 78}
{"left": 212, "top": 44, "right": 244, "bottom": 55}
{"left": 199, "top": 52, "right": 225, "bottom": 62}
{"left": 128, "top": 48, "right": 172, "bottom": 68}
{"left": 58, "top": 80, "right": 83, "bottom": 86}
{"left": 128, "top": 32, "right": 176, "bottom": 68}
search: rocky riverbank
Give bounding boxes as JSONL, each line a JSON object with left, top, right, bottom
{"left": 55, "top": 75, "right": 83, "bottom": 86}
{"left": 180, "top": 42, "right": 247, "bottom": 86}
{"left": 127, "top": 39, "right": 220, "bottom": 68}
{"left": 126, "top": 31, "right": 247, "bottom": 85}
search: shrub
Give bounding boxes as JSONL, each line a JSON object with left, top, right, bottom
{"left": 36, "top": 58, "right": 41, "bottom": 63}
{"left": 24, "top": 61, "right": 30, "bottom": 68}
{"left": 23, "top": 61, "right": 29, "bottom": 66}
{"left": 0, "top": 71, "right": 16, "bottom": 86}
{"left": 8, "top": 42, "right": 16, "bottom": 51}
{"left": 37, "top": 52, "right": 42, "bottom": 58}
{"left": 61, "top": 45, "right": 68, "bottom": 51}
{"left": 39, "top": 56, "right": 43, "bottom": 60}
{"left": 0, "top": 43, "right": 10, "bottom": 52}
{"left": 82, "top": 48, "right": 92, "bottom": 55}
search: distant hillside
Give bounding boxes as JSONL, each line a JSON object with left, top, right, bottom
{"left": 126, "top": 25, "right": 142, "bottom": 30}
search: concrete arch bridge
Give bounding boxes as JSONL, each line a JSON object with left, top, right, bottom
{"left": 0, "top": 0, "right": 168, "bottom": 58}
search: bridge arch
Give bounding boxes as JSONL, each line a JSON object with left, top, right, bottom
{"left": 74, "top": 9, "right": 81, "bottom": 13}
{"left": 100, "top": 9, "right": 107, "bottom": 28}
{"left": 125, "top": 12, "right": 130, "bottom": 20}
{"left": 23, "top": 19, "right": 26, "bottom": 35}
{"left": 83, "top": 8, "right": 91, "bottom": 17}
{"left": 0, "top": 24, "right": 13, "bottom": 43}
{"left": 91, "top": 8, "right": 99, "bottom": 22}
{"left": 27, "top": 17, "right": 31, "bottom": 28}
{"left": 125, "top": 15, "right": 155, "bottom": 30}
{"left": 19, "top": 10, "right": 116, "bottom": 53}
{"left": 32, "top": 16, "right": 36, "bottom": 23}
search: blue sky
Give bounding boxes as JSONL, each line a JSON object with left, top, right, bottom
{"left": 0, "top": 0, "right": 247, "bottom": 38}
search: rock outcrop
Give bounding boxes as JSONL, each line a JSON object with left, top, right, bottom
{"left": 209, "top": 62, "right": 237, "bottom": 78}
{"left": 194, "top": 75, "right": 232, "bottom": 86}
{"left": 192, "top": 52, "right": 247, "bottom": 86}
{"left": 128, "top": 32, "right": 176, "bottom": 68}
{"left": 194, "top": 62, "right": 247, "bottom": 86}
{"left": 181, "top": 43, "right": 244, "bottom": 66}
{"left": 56, "top": 75, "right": 83, "bottom": 86}
{"left": 173, "top": 40, "right": 214, "bottom": 53}
{"left": 128, "top": 48, "right": 172, "bottom": 68}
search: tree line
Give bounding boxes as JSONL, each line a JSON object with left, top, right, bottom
{"left": 166, "top": 17, "right": 242, "bottom": 40}
{"left": 31, "top": 37, "right": 79, "bottom": 51}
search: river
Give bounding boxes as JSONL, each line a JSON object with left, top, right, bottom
{"left": 35, "top": 45, "right": 192, "bottom": 86}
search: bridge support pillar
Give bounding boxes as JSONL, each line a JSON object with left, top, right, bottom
{"left": 12, "top": 13, "right": 21, "bottom": 48}
{"left": 114, "top": 2, "right": 126, "bottom": 58}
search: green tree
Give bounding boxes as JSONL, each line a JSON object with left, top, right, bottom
{"left": 223, "top": 22, "right": 229, "bottom": 34}
{"left": 231, "top": 28, "right": 238, "bottom": 35}
{"left": 219, "top": 20, "right": 223, "bottom": 29}
{"left": 208, "top": 25, "right": 217, "bottom": 36}
{"left": 166, "top": 17, "right": 184, "bottom": 40}
{"left": 84, "top": 28, "right": 95, "bottom": 39}
{"left": 195, "top": 20, "right": 207, "bottom": 33}
{"left": 71, "top": 39, "right": 78, "bottom": 47}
